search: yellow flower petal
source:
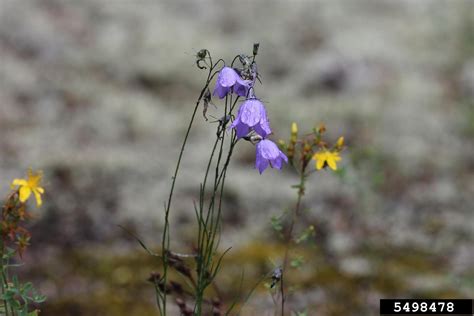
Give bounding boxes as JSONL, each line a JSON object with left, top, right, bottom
{"left": 312, "top": 152, "right": 324, "bottom": 170}
{"left": 12, "top": 179, "right": 28, "bottom": 187}
{"left": 36, "top": 187, "right": 45, "bottom": 194}
{"left": 19, "top": 186, "right": 32, "bottom": 203}
{"left": 327, "top": 156, "right": 338, "bottom": 170}
{"left": 33, "top": 189, "right": 43, "bottom": 207}
{"left": 314, "top": 160, "right": 322, "bottom": 170}
{"left": 27, "top": 174, "right": 42, "bottom": 187}
{"left": 312, "top": 152, "right": 323, "bottom": 160}
{"left": 317, "top": 157, "right": 325, "bottom": 170}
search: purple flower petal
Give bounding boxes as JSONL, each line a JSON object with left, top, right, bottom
{"left": 272, "top": 157, "right": 282, "bottom": 169}
{"left": 253, "top": 117, "right": 272, "bottom": 139}
{"left": 213, "top": 85, "right": 230, "bottom": 99}
{"left": 231, "top": 99, "right": 271, "bottom": 138}
{"left": 234, "top": 77, "right": 252, "bottom": 97}
{"left": 255, "top": 139, "right": 288, "bottom": 174}
{"left": 213, "top": 67, "right": 238, "bottom": 99}
{"left": 217, "top": 67, "right": 238, "bottom": 87}
{"left": 240, "top": 99, "right": 263, "bottom": 127}
{"left": 235, "top": 122, "right": 250, "bottom": 138}
{"left": 255, "top": 149, "right": 269, "bottom": 174}
{"left": 213, "top": 67, "right": 253, "bottom": 99}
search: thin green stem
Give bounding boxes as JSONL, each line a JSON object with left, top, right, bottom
{"left": 194, "top": 94, "right": 239, "bottom": 315}
{"left": 0, "top": 253, "right": 10, "bottom": 316}
{"left": 160, "top": 54, "right": 218, "bottom": 314}
{"left": 160, "top": 98, "right": 200, "bottom": 314}
{"left": 281, "top": 169, "right": 307, "bottom": 316}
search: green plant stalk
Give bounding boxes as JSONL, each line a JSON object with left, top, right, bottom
{"left": 159, "top": 53, "right": 220, "bottom": 315}
{"left": 195, "top": 98, "right": 238, "bottom": 315}
{"left": 281, "top": 167, "right": 307, "bottom": 316}
{"left": 0, "top": 199, "right": 12, "bottom": 316}
{"left": 0, "top": 240, "right": 11, "bottom": 316}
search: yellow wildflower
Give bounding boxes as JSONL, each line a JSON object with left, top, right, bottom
{"left": 11, "top": 169, "right": 45, "bottom": 207}
{"left": 312, "top": 150, "right": 341, "bottom": 171}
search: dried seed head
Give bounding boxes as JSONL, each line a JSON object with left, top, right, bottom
{"left": 253, "top": 43, "right": 260, "bottom": 57}
{"left": 196, "top": 49, "right": 207, "bottom": 60}
{"left": 196, "top": 49, "right": 208, "bottom": 69}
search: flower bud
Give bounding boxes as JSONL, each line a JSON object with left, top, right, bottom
{"left": 253, "top": 43, "right": 260, "bottom": 56}
{"left": 336, "top": 136, "right": 344, "bottom": 149}
{"left": 303, "top": 141, "right": 312, "bottom": 156}
{"left": 317, "top": 123, "right": 326, "bottom": 134}
{"left": 290, "top": 122, "right": 298, "bottom": 143}
{"left": 291, "top": 122, "right": 298, "bottom": 134}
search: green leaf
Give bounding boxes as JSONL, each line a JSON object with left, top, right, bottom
{"left": 270, "top": 215, "right": 283, "bottom": 232}
{"left": 33, "top": 295, "right": 46, "bottom": 303}
{"left": 12, "top": 275, "right": 20, "bottom": 287}
{"left": 10, "top": 299, "right": 21, "bottom": 309}
{"left": 22, "top": 282, "right": 33, "bottom": 292}
{"left": 290, "top": 256, "right": 304, "bottom": 269}
{"left": 295, "top": 225, "right": 315, "bottom": 244}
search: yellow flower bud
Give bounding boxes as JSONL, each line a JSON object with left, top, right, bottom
{"left": 290, "top": 122, "right": 298, "bottom": 143}
{"left": 336, "top": 136, "right": 344, "bottom": 148}
{"left": 291, "top": 122, "right": 298, "bottom": 135}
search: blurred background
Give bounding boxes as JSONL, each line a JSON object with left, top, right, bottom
{"left": 1, "top": 0, "right": 473, "bottom": 315}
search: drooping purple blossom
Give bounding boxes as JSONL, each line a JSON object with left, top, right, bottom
{"left": 255, "top": 139, "right": 288, "bottom": 174}
{"left": 229, "top": 98, "right": 271, "bottom": 138}
{"left": 213, "top": 67, "right": 252, "bottom": 99}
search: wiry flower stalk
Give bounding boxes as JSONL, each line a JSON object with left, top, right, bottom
{"left": 276, "top": 123, "right": 344, "bottom": 315}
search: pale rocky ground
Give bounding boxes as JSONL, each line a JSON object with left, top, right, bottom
{"left": 0, "top": 1, "right": 473, "bottom": 315}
